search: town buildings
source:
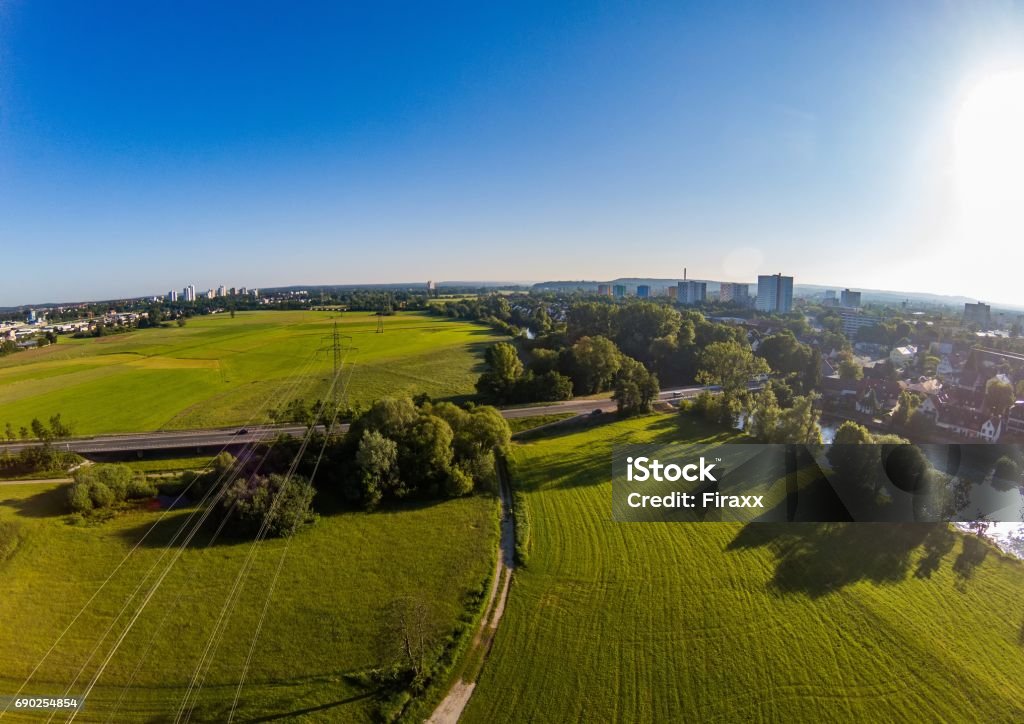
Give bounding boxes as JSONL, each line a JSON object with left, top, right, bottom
{"left": 755, "top": 274, "right": 793, "bottom": 313}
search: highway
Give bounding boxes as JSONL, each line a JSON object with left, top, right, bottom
{"left": 0, "top": 386, "right": 713, "bottom": 455}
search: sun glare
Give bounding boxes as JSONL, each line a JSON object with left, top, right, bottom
{"left": 953, "top": 69, "right": 1024, "bottom": 245}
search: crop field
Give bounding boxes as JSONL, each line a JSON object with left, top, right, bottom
{"left": 0, "top": 481, "right": 497, "bottom": 722}
{"left": 465, "top": 414, "right": 1024, "bottom": 722}
{"left": 0, "top": 311, "right": 501, "bottom": 435}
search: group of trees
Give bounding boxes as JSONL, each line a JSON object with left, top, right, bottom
{"left": 341, "top": 397, "right": 512, "bottom": 508}
{"left": 475, "top": 342, "right": 573, "bottom": 404}
{"left": 1, "top": 414, "right": 77, "bottom": 477}
{"left": 67, "top": 464, "right": 157, "bottom": 514}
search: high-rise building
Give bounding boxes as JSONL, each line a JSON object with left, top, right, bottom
{"left": 677, "top": 280, "right": 707, "bottom": 305}
{"left": 612, "top": 284, "right": 626, "bottom": 299}
{"left": 840, "top": 289, "right": 861, "bottom": 308}
{"left": 217, "top": 285, "right": 227, "bottom": 297}
{"left": 839, "top": 309, "right": 876, "bottom": 339}
{"left": 824, "top": 289, "right": 836, "bottom": 301}
{"left": 184, "top": 284, "right": 196, "bottom": 302}
{"left": 755, "top": 274, "right": 793, "bottom": 313}
{"left": 597, "top": 284, "right": 612, "bottom": 297}
{"left": 167, "top": 290, "right": 178, "bottom": 302}
{"left": 964, "top": 302, "right": 991, "bottom": 327}
{"left": 636, "top": 285, "right": 650, "bottom": 299}
{"left": 667, "top": 286, "right": 678, "bottom": 300}
{"left": 719, "top": 282, "right": 749, "bottom": 304}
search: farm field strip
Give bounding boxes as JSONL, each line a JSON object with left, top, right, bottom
{"left": 463, "top": 414, "right": 1024, "bottom": 723}
{"left": 0, "top": 311, "right": 501, "bottom": 435}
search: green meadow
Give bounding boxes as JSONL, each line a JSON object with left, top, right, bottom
{"left": 0, "top": 311, "right": 500, "bottom": 436}
{"left": 465, "top": 414, "right": 1024, "bottom": 722}
{"left": 0, "top": 482, "right": 497, "bottom": 722}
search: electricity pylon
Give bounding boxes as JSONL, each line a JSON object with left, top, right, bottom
{"left": 318, "top": 321, "right": 355, "bottom": 424}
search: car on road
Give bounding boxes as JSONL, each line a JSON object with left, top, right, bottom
{"left": 235, "top": 428, "right": 249, "bottom": 435}
{"left": 591, "top": 408, "right": 603, "bottom": 416}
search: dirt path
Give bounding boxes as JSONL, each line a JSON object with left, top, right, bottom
{"left": 427, "top": 459, "right": 516, "bottom": 724}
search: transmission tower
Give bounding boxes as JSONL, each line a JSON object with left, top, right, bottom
{"left": 318, "top": 320, "right": 355, "bottom": 419}
{"left": 376, "top": 312, "right": 384, "bottom": 334}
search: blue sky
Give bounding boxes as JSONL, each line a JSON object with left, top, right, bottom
{"left": 2, "top": 1, "right": 1024, "bottom": 306}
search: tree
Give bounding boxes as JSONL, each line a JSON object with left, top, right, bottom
{"left": 380, "top": 597, "right": 439, "bottom": 680}
{"left": 745, "top": 388, "right": 782, "bottom": 442}
{"left": 48, "top": 414, "right": 72, "bottom": 439}
{"left": 398, "top": 414, "right": 455, "bottom": 494}
{"left": 613, "top": 302, "right": 681, "bottom": 363}
{"left": 356, "top": 430, "right": 399, "bottom": 509}
{"left": 220, "top": 473, "right": 317, "bottom": 537}
{"left": 568, "top": 336, "right": 622, "bottom": 395}
{"left": 892, "top": 390, "right": 920, "bottom": 427}
{"left": 566, "top": 302, "right": 614, "bottom": 341}
{"left": 837, "top": 352, "right": 863, "bottom": 381}
{"left": 984, "top": 377, "right": 1014, "bottom": 415}
{"left": 4, "top": 423, "right": 14, "bottom": 442}
{"left": 757, "top": 331, "right": 818, "bottom": 394}
{"left": 696, "top": 341, "right": 769, "bottom": 398}
{"left": 176, "top": 317, "right": 187, "bottom": 327}
{"left": 476, "top": 342, "right": 524, "bottom": 401}
{"left": 827, "top": 421, "right": 876, "bottom": 494}
{"left": 776, "top": 395, "right": 822, "bottom": 445}
{"left": 612, "top": 356, "right": 660, "bottom": 415}
{"left": 30, "top": 418, "right": 49, "bottom": 442}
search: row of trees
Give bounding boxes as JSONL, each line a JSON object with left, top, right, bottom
{"left": 476, "top": 336, "right": 660, "bottom": 415}
{"left": 3, "top": 414, "right": 73, "bottom": 443}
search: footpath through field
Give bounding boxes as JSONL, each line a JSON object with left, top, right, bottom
{"left": 427, "top": 457, "right": 517, "bottom": 724}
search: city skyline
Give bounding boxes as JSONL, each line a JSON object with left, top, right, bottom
{"left": 3, "top": 3, "right": 1024, "bottom": 306}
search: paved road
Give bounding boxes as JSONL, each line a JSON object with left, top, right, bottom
{"left": 0, "top": 386, "right": 713, "bottom": 455}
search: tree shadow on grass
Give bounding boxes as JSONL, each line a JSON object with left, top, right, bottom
{"left": 726, "top": 523, "right": 942, "bottom": 598}
{"left": 192, "top": 689, "right": 380, "bottom": 723}
{"left": 0, "top": 484, "right": 71, "bottom": 518}
{"left": 952, "top": 534, "right": 989, "bottom": 591}
{"left": 116, "top": 508, "right": 249, "bottom": 550}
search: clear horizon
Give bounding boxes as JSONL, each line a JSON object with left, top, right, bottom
{"left": 3, "top": 2, "right": 1024, "bottom": 307}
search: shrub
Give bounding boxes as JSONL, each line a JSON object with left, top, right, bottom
{"left": 74, "top": 464, "right": 134, "bottom": 502}
{"left": 220, "top": 473, "right": 317, "bottom": 538}
{"left": 444, "top": 466, "right": 474, "bottom": 497}
{"left": 67, "top": 483, "right": 93, "bottom": 513}
{"left": 88, "top": 482, "right": 115, "bottom": 508}
{"left": 126, "top": 476, "right": 158, "bottom": 499}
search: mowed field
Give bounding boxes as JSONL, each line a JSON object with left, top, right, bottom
{"left": 465, "top": 414, "right": 1024, "bottom": 722}
{"left": 0, "top": 482, "right": 497, "bottom": 722}
{"left": 0, "top": 310, "right": 501, "bottom": 435}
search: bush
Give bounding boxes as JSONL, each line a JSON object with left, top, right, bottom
{"left": 444, "top": 466, "right": 474, "bottom": 497}
{"left": 88, "top": 482, "right": 115, "bottom": 508}
{"left": 220, "top": 473, "right": 317, "bottom": 538}
{"left": 74, "top": 464, "right": 134, "bottom": 502}
{"left": 67, "top": 483, "right": 93, "bottom": 513}
{"left": 126, "top": 476, "right": 158, "bottom": 499}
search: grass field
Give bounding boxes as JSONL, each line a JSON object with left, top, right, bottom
{"left": 464, "top": 413, "right": 1024, "bottom": 722}
{"left": 0, "top": 310, "right": 501, "bottom": 436}
{"left": 0, "top": 482, "right": 497, "bottom": 722}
